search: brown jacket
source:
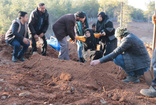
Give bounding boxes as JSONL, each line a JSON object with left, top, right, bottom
{"left": 53, "top": 14, "right": 76, "bottom": 41}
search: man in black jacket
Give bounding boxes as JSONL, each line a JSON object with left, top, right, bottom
{"left": 5, "top": 11, "right": 30, "bottom": 62}
{"left": 28, "top": 3, "right": 49, "bottom": 56}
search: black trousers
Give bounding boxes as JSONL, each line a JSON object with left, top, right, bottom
{"left": 31, "top": 35, "right": 47, "bottom": 56}
{"left": 103, "top": 38, "right": 117, "bottom": 56}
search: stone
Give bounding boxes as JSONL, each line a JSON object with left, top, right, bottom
{"left": 19, "top": 92, "right": 31, "bottom": 97}
{"left": 112, "top": 94, "right": 119, "bottom": 101}
{"left": 119, "top": 97, "right": 126, "bottom": 102}
{"left": 108, "top": 93, "right": 112, "bottom": 98}
{"left": 100, "top": 99, "right": 107, "bottom": 104}
{"left": 1, "top": 96, "right": 7, "bottom": 100}
{"left": 60, "top": 73, "right": 72, "bottom": 81}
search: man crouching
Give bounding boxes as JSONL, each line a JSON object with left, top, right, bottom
{"left": 5, "top": 11, "right": 30, "bottom": 62}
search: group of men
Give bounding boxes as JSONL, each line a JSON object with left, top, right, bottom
{"left": 4, "top": 3, "right": 156, "bottom": 97}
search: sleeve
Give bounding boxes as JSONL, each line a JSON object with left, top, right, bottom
{"left": 12, "top": 22, "right": 24, "bottom": 41}
{"left": 42, "top": 13, "right": 49, "bottom": 33}
{"left": 104, "top": 21, "right": 115, "bottom": 36}
{"left": 28, "top": 12, "right": 37, "bottom": 36}
{"left": 66, "top": 19, "right": 75, "bottom": 40}
{"left": 99, "top": 38, "right": 131, "bottom": 63}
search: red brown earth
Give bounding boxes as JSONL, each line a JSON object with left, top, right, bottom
{"left": 0, "top": 22, "right": 156, "bottom": 105}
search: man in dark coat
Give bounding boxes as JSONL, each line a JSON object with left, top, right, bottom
{"left": 90, "top": 27, "right": 150, "bottom": 83}
{"left": 5, "top": 11, "right": 30, "bottom": 62}
{"left": 28, "top": 3, "right": 49, "bottom": 56}
{"left": 53, "top": 12, "right": 86, "bottom": 60}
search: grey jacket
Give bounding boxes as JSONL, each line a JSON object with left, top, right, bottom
{"left": 5, "top": 18, "right": 28, "bottom": 44}
{"left": 99, "top": 33, "right": 151, "bottom": 72}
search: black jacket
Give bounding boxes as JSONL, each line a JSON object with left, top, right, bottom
{"left": 28, "top": 8, "right": 49, "bottom": 36}
{"left": 96, "top": 12, "right": 116, "bottom": 42}
{"left": 83, "top": 29, "right": 97, "bottom": 51}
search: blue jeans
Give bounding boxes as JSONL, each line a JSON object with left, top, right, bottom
{"left": 113, "top": 54, "right": 149, "bottom": 76}
{"left": 77, "top": 41, "right": 83, "bottom": 58}
{"left": 10, "top": 39, "right": 30, "bottom": 58}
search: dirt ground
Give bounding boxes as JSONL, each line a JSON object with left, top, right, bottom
{"left": 0, "top": 22, "right": 156, "bottom": 105}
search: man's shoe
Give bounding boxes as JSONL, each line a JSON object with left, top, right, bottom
{"left": 19, "top": 57, "right": 26, "bottom": 62}
{"left": 140, "top": 86, "right": 156, "bottom": 97}
{"left": 122, "top": 76, "right": 140, "bottom": 83}
{"left": 79, "top": 58, "right": 86, "bottom": 63}
{"left": 12, "top": 56, "right": 17, "bottom": 62}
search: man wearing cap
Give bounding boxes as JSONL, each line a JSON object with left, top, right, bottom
{"left": 90, "top": 27, "right": 151, "bottom": 83}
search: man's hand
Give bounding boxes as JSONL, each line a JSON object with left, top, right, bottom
{"left": 90, "top": 60, "right": 100, "bottom": 66}
{"left": 23, "top": 38, "right": 29, "bottom": 45}
{"left": 34, "top": 34, "right": 38, "bottom": 40}
{"left": 39, "top": 33, "right": 44, "bottom": 38}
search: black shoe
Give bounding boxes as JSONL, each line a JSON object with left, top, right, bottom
{"left": 79, "top": 58, "right": 86, "bottom": 63}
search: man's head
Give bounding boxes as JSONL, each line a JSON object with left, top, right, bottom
{"left": 75, "top": 11, "right": 86, "bottom": 22}
{"left": 38, "top": 3, "right": 45, "bottom": 13}
{"left": 115, "top": 27, "right": 129, "bottom": 41}
{"left": 92, "top": 23, "right": 96, "bottom": 32}
{"left": 18, "top": 11, "right": 28, "bottom": 23}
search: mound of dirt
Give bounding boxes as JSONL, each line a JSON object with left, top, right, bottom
{"left": 0, "top": 35, "right": 156, "bottom": 105}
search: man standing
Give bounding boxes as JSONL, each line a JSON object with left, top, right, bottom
{"left": 28, "top": 3, "right": 49, "bottom": 56}
{"left": 5, "top": 11, "right": 30, "bottom": 62}
{"left": 53, "top": 12, "right": 86, "bottom": 60}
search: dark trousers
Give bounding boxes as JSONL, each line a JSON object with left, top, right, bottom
{"left": 10, "top": 39, "right": 30, "bottom": 58}
{"left": 31, "top": 35, "right": 47, "bottom": 56}
{"left": 113, "top": 54, "right": 149, "bottom": 76}
{"left": 103, "top": 38, "right": 117, "bottom": 56}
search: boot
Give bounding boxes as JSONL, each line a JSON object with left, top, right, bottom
{"left": 140, "top": 86, "right": 156, "bottom": 97}
{"left": 122, "top": 76, "right": 140, "bottom": 83}
{"left": 12, "top": 56, "right": 17, "bottom": 62}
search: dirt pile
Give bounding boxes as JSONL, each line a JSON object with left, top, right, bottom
{"left": 0, "top": 35, "right": 156, "bottom": 105}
